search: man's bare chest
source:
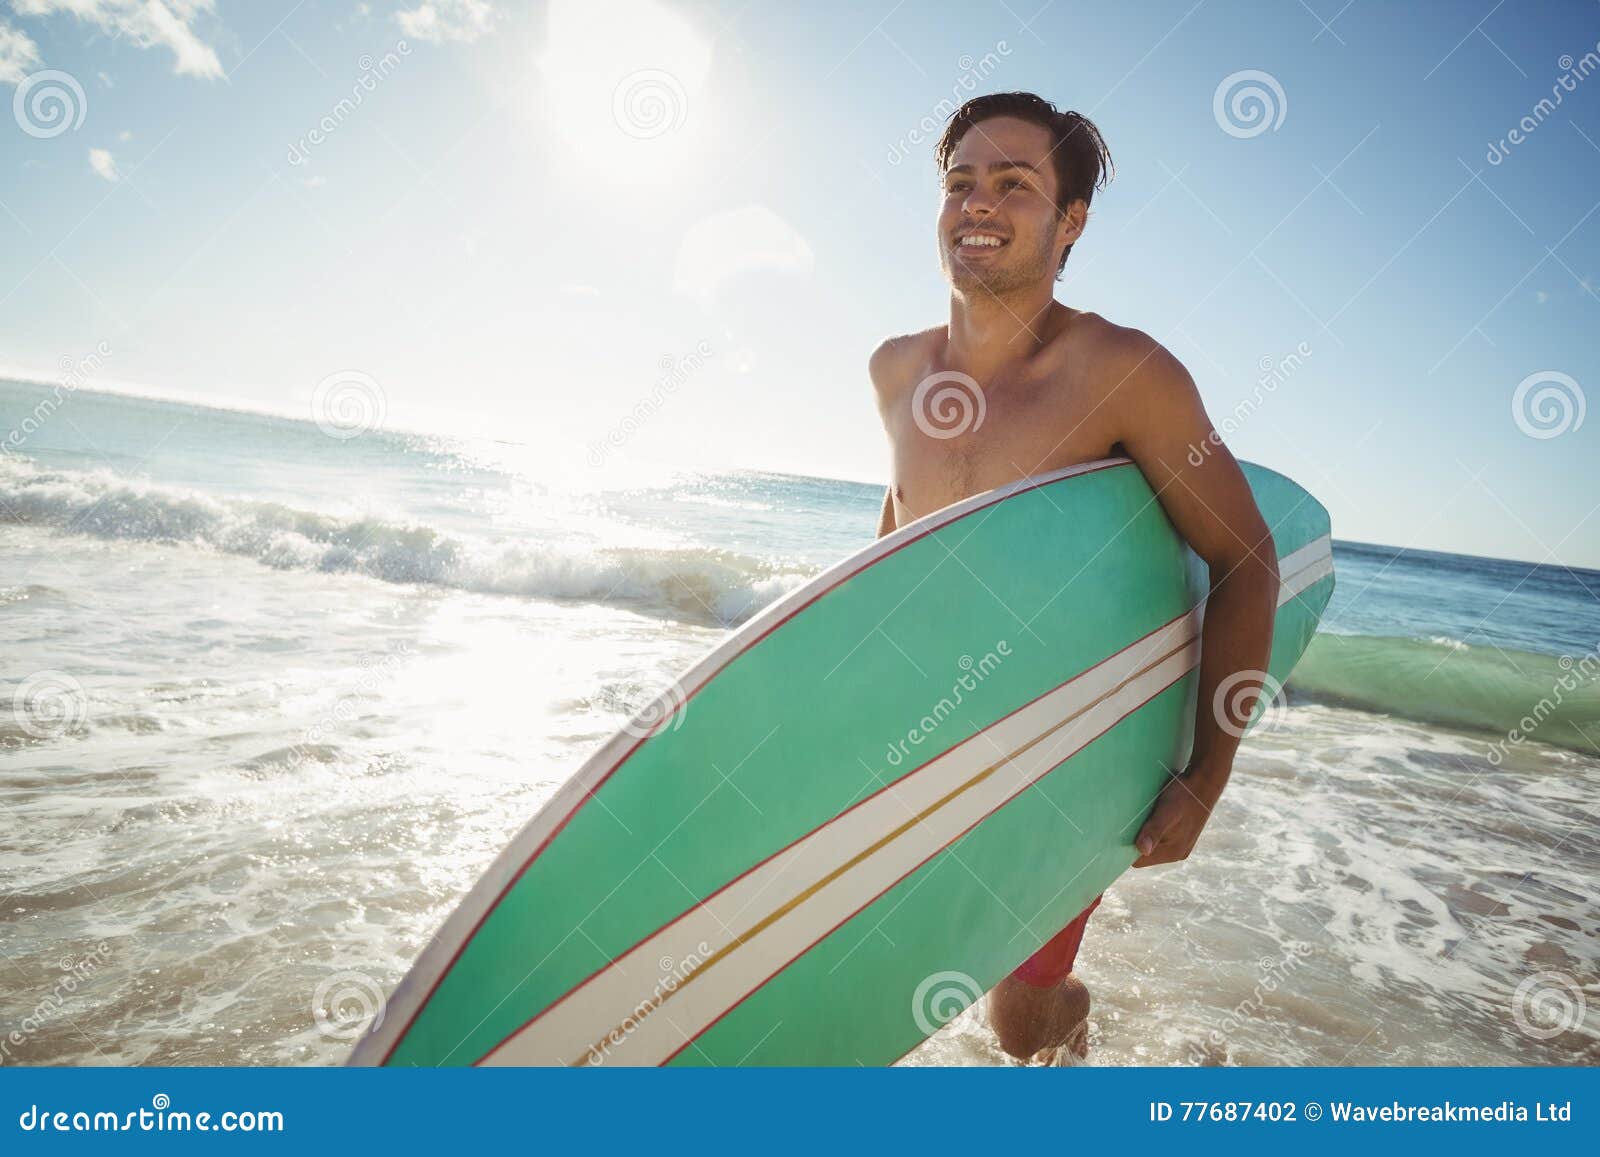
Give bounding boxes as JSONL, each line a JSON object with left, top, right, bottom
{"left": 885, "top": 368, "right": 1117, "bottom": 522}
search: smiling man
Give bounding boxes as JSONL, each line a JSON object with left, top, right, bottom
{"left": 870, "top": 92, "right": 1281, "bottom": 1064}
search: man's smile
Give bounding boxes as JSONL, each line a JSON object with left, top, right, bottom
{"left": 955, "top": 230, "right": 1009, "bottom": 253}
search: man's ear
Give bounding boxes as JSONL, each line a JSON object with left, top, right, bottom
{"left": 1057, "top": 199, "right": 1088, "bottom": 251}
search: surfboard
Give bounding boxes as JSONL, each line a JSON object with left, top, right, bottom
{"left": 349, "top": 457, "right": 1334, "bottom": 1067}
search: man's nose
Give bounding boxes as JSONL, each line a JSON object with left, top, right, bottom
{"left": 963, "top": 188, "right": 999, "bottom": 216}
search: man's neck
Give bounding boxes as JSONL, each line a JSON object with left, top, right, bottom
{"left": 945, "top": 286, "right": 1060, "bottom": 375}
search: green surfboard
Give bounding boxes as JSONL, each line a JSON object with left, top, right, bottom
{"left": 349, "top": 458, "right": 1333, "bottom": 1067}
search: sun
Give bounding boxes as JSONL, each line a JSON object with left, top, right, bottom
{"left": 535, "top": 0, "right": 715, "bottom": 181}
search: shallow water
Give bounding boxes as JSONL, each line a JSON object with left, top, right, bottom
{"left": 2, "top": 379, "right": 1596, "bottom": 1066}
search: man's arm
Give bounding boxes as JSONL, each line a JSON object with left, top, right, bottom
{"left": 869, "top": 334, "right": 915, "bottom": 542}
{"left": 1110, "top": 334, "right": 1281, "bottom": 867}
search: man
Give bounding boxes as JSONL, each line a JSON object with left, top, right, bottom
{"left": 870, "top": 93, "right": 1280, "bottom": 1064}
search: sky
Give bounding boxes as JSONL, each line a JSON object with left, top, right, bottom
{"left": 0, "top": 0, "right": 1596, "bottom": 568}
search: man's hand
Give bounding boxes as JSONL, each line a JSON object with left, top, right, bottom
{"left": 1131, "top": 763, "right": 1226, "bottom": 868}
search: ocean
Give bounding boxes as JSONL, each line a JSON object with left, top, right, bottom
{"left": 2, "top": 377, "right": 1596, "bottom": 1067}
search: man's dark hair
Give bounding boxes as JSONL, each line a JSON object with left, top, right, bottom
{"left": 934, "top": 92, "right": 1113, "bottom": 275}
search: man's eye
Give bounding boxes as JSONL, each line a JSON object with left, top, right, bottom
{"left": 947, "top": 183, "right": 970, "bottom": 194}
{"left": 1001, "top": 179, "right": 1023, "bottom": 191}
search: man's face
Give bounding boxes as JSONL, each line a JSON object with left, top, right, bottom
{"left": 938, "top": 116, "right": 1072, "bottom": 295}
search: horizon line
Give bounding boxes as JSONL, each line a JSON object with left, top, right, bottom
{"left": 2, "top": 367, "right": 1593, "bottom": 577}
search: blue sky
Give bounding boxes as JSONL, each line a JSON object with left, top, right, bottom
{"left": 0, "top": 0, "right": 1596, "bottom": 567}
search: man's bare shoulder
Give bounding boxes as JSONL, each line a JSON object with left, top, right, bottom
{"left": 868, "top": 327, "right": 943, "bottom": 395}
{"left": 1066, "top": 312, "right": 1195, "bottom": 407}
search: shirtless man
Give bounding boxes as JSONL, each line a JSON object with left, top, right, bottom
{"left": 870, "top": 93, "right": 1281, "bottom": 1064}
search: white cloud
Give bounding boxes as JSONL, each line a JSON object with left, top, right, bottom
{"left": 88, "top": 146, "right": 118, "bottom": 181}
{"left": 397, "top": 0, "right": 496, "bottom": 43}
{"left": 0, "top": 19, "right": 42, "bottom": 84}
{"left": 13, "top": 0, "right": 223, "bottom": 78}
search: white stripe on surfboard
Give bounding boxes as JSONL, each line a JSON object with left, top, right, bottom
{"left": 350, "top": 456, "right": 1136, "bottom": 1065}
{"left": 480, "top": 535, "right": 1334, "bottom": 1066}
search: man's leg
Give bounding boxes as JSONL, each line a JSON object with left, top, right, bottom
{"left": 989, "top": 896, "right": 1101, "bottom": 1061}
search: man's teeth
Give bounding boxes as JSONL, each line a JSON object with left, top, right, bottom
{"left": 959, "top": 235, "right": 1005, "bottom": 248}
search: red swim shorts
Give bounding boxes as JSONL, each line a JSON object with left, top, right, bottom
{"left": 1008, "top": 895, "right": 1102, "bottom": 987}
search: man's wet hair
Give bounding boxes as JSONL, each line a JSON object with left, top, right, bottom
{"left": 935, "top": 92, "right": 1113, "bottom": 275}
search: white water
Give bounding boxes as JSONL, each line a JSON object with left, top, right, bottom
{"left": 2, "top": 381, "right": 1596, "bottom": 1067}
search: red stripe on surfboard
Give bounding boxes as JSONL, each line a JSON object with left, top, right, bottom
{"left": 476, "top": 606, "right": 1198, "bottom": 1064}
{"left": 381, "top": 459, "right": 1133, "bottom": 1063}
{"left": 657, "top": 650, "right": 1199, "bottom": 1067}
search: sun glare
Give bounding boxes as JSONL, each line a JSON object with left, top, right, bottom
{"left": 536, "top": 0, "right": 715, "bottom": 180}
